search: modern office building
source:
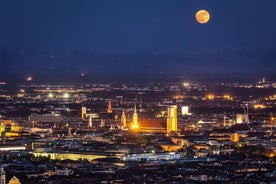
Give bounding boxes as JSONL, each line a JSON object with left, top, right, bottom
{"left": 167, "top": 105, "right": 178, "bottom": 133}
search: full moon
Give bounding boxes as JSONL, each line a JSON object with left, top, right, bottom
{"left": 195, "top": 10, "right": 210, "bottom": 24}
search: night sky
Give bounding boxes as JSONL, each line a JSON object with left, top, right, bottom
{"left": 0, "top": 0, "right": 275, "bottom": 75}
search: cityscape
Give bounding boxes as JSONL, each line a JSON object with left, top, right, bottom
{"left": 0, "top": 0, "right": 276, "bottom": 184}
{"left": 0, "top": 74, "right": 275, "bottom": 183}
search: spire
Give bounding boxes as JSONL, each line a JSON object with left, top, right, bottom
{"left": 107, "top": 100, "right": 112, "bottom": 113}
{"left": 132, "top": 104, "right": 139, "bottom": 130}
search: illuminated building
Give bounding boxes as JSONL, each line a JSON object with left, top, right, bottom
{"left": 81, "top": 106, "right": 86, "bottom": 120}
{"left": 207, "top": 94, "right": 215, "bottom": 100}
{"left": 121, "top": 110, "right": 127, "bottom": 129}
{"left": 223, "top": 95, "right": 233, "bottom": 100}
{"left": 236, "top": 114, "right": 249, "bottom": 124}
{"left": 122, "top": 152, "right": 180, "bottom": 162}
{"left": 138, "top": 119, "right": 166, "bottom": 133}
{"left": 167, "top": 105, "right": 178, "bottom": 133}
{"left": 253, "top": 104, "right": 266, "bottom": 109}
{"left": 32, "top": 151, "right": 106, "bottom": 161}
{"left": 0, "top": 145, "right": 25, "bottom": 151}
{"left": 67, "top": 127, "right": 72, "bottom": 137}
{"left": 8, "top": 176, "right": 21, "bottom": 184}
{"left": 99, "top": 100, "right": 116, "bottom": 128}
{"left": 181, "top": 106, "right": 191, "bottom": 115}
{"left": 230, "top": 133, "right": 239, "bottom": 142}
{"left": 0, "top": 120, "right": 23, "bottom": 140}
{"left": 88, "top": 115, "right": 92, "bottom": 128}
{"left": 107, "top": 100, "right": 112, "bottom": 113}
{"left": 131, "top": 105, "right": 139, "bottom": 129}
{"left": 0, "top": 163, "right": 5, "bottom": 184}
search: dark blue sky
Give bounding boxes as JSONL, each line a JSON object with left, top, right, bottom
{"left": 0, "top": 0, "right": 275, "bottom": 52}
{"left": 0, "top": 0, "right": 275, "bottom": 75}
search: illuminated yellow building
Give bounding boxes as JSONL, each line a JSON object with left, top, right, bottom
{"left": 131, "top": 105, "right": 139, "bottom": 129}
{"left": 81, "top": 106, "right": 86, "bottom": 120}
{"left": 167, "top": 105, "right": 178, "bottom": 133}
{"left": 207, "top": 94, "right": 215, "bottom": 100}
{"left": 223, "top": 95, "right": 233, "bottom": 100}
{"left": 253, "top": 104, "right": 266, "bottom": 109}
{"left": 138, "top": 119, "right": 166, "bottom": 133}
{"left": 230, "top": 133, "right": 240, "bottom": 142}
{"left": 8, "top": 176, "right": 21, "bottom": 184}
{"left": 32, "top": 152, "right": 106, "bottom": 161}
{"left": 0, "top": 120, "right": 23, "bottom": 139}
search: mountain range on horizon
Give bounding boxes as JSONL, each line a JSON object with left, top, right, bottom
{"left": 0, "top": 48, "right": 275, "bottom": 75}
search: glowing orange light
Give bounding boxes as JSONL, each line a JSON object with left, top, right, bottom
{"left": 253, "top": 104, "right": 266, "bottom": 109}
{"left": 223, "top": 95, "right": 233, "bottom": 100}
{"left": 207, "top": 94, "right": 214, "bottom": 100}
{"left": 131, "top": 124, "right": 139, "bottom": 130}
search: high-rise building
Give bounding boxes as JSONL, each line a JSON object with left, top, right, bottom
{"left": 107, "top": 100, "right": 112, "bottom": 113}
{"left": 81, "top": 106, "right": 86, "bottom": 120}
{"left": 167, "top": 105, "right": 178, "bottom": 133}
{"left": 0, "top": 163, "right": 5, "bottom": 184}
{"left": 131, "top": 105, "right": 139, "bottom": 129}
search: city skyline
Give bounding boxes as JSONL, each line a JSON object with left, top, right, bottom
{"left": 0, "top": 1, "right": 276, "bottom": 183}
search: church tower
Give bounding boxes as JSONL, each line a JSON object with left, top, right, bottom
{"left": 107, "top": 100, "right": 112, "bottom": 113}
{"left": 131, "top": 104, "right": 139, "bottom": 129}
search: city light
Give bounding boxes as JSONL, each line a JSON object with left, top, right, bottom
{"left": 223, "top": 95, "right": 233, "bottom": 100}
{"left": 48, "top": 93, "right": 54, "bottom": 98}
{"left": 26, "top": 77, "right": 32, "bottom": 81}
{"left": 183, "top": 82, "right": 190, "bottom": 87}
{"left": 131, "top": 123, "right": 139, "bottom": 130}
{"left": 0, "top": 1, "right": 275, "bottom": 183}
{"left": 207, "top": 94, "right": 214, "bottom": 100}
{"left": 253, "top": 104, "right": 266, "bottom": 109}
{"left": 63, "top": 93, "right": 70, "bottom": 98}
